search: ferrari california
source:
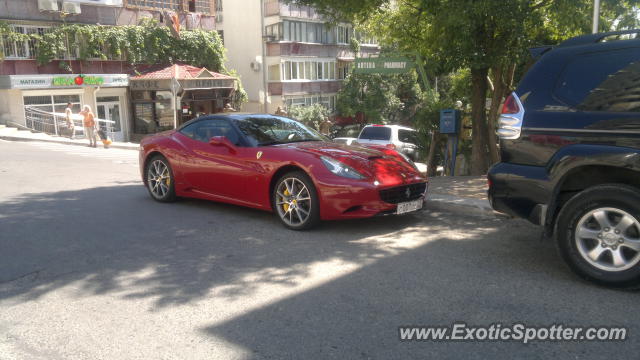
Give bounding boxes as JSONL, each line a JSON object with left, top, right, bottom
{"left": 139, "top": 114, "right": 427, "bottom": 229}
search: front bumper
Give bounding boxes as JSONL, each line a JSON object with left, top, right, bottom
{"left": 318, "top": 180, "right": 428, "bottom": 220}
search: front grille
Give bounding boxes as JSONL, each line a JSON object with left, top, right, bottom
{"left": 379, "top": 182, "right": 427, "bottom": 204}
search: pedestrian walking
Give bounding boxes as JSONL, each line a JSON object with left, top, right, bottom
{"left": 81, "top": 105, "right": 97, "bottom": 148}
{"left": 275, "top": 106, "right": 287, "bottom": 117}
{"left": 65, "top": 102, "right": 75, "bottom": 139}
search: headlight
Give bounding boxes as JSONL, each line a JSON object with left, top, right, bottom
{"left": 320, "top": 156, "right": 365, "bottom": 179}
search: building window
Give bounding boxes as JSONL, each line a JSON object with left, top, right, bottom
{"left": 127, "top": 0, "right": 215, "bottom": 14}
{"left": 23, "top": 94, "right": 82, "bottom": 131}
{"left": 284, "top": 95, "right": 337, "bottom": 111}
{"left": 338, "top": 62, "right": 351, "bottom": 80}
{"left": 127, "top": 0, "right": 181, "bottom": 11}
{"left": 337, "top": 25, "right": 351, "bottom": 44}
{"left": 1, "top": 25, "right": 52, "bottom": 59}
{"left": 266, "top": 21, "right": 341, "bottom": 44}
{"left": 278, "top": 60, "right": 336, "bottom": 81}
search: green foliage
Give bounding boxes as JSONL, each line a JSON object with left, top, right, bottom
{"left": 336, "top": 71, "right": 422, "bottom": 124}
{"left": 287, "top": 104, "right": 329, "bottom": 131}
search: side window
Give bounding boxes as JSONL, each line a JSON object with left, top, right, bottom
{"left": 398, "top": 130, "right": 418, "bottom": 145}
{"left": 555, "top": 47, "right": 640, "bottom": 112}
{"left": 180, "top": 119, "right": 242, "bottom": 145}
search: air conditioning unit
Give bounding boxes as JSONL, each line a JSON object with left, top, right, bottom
{"left": 38, "top": 0, "right": 59, "bottom": 11}
{"left": 62, "top": 1, "right": 82, "bottom": 14}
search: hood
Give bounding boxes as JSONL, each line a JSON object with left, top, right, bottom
{"left": 282, "top": 141, "right": 424, "bottom": 185}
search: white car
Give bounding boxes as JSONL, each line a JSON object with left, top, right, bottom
{"left": 356, "top": 125, "right": 420, "bottom": 161}
{"left": 332, "top": 137, "right": 359, "bottom": 146}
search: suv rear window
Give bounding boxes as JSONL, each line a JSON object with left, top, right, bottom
{"left": 359, "top": 126, "right": 391, "bottom": 140}
{"left": 555, "top": 47, "right": 640, "bottom": 112}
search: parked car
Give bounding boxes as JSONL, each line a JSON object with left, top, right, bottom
{"left": 488, "top": 30, "right": 640, "bottom": 287}
{"left": 356, "top": 125, "right": 420, "bottom": 161}
{"left": 140, "top": 114, "right": 427, "bottom": 230}
{"left": 333, "top": 137, "right": 359, "bottom": 146}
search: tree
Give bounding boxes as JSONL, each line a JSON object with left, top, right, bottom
{"left": 290, "top": 0, "right": 640, "bottom": 174}
{"left": 287, "top": 104, "right": 329, "bottom": 131}
{"left": 336, "top": 71, "right": 422, "bottom": 125}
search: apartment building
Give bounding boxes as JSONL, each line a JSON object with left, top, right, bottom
{"left": 216, "top": 0, "right": 379, "bottom": 114}
{"left": 0, "top": 0, "right": 219, "bottom": 141}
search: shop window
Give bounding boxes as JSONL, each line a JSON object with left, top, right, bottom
{"left": 134, "top": 103, "right": 155, "bottom": 134}
{"left": 23, "top": 94, "right": 81, "bottom": 130}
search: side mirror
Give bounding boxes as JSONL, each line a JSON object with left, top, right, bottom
{"left": 209, "top": 136, "right": 237, "bottom": 153}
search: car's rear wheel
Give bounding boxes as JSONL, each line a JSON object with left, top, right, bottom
{"left": 556, "top": 184, "right": 640, "bottom": 288}
{"left": 273, "top": 171, "right": 320, "bottom": 230}
{"left": 145, "top": 155, "right": 176, "bottom": 202}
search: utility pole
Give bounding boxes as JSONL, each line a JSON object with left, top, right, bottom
{"left": 592, "top": 0, "right": 601, "bottom": 34}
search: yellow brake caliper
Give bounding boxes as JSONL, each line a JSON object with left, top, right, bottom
{"left": 283, "top": 188, "right": 290, "bottom": 212}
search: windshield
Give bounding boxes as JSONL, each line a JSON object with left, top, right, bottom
{"left": 233, "top": 116, "right": 329, "bottom": 146}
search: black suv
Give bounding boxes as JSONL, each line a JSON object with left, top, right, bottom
{"left": 488, "top": 30, "right": 640, "bottom": 287}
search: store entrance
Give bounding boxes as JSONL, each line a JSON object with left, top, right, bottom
{"left": 97, "top": 97, "right": 123, "bottom": 142}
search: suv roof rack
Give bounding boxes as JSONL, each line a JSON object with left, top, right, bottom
{"left": 558, "top": 29, "right": 640, "bottom": 48}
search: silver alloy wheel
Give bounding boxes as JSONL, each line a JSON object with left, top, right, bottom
{"left": 275, "top": 177, "right": 312, "bottom": 226}
{"left": 575, "top": 207, "right": 640, "bottom": 272}
{"left": 148, "top": 159, "right": 171, "bottom": 199}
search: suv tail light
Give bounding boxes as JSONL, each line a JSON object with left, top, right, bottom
{"left": 497, "top": 92, "right": 525, "bottom": 140}
{"left": 386, "top": 143, "right": 396, "bottom": 149}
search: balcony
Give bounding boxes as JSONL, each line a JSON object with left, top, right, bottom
{"left": 267, "top": 43, "right": 355, "bottom": 58}
{"left": 264, "top": 0, "right": 323, "bottom": 20}
{"left": 268, "top": 81, "right": 343, "bottom": 96}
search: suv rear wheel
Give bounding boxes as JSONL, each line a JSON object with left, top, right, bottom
{"left": 556, "top": 184, "right": 640, "bottom": 288}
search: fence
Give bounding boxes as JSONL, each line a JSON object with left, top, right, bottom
{"left": 24, "top": 106, "right": 115, "bottom": 139}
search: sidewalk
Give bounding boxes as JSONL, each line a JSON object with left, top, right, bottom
{"left": 426, "top": 176, "right": 499, "bottom": 217}
{"left": 0, "top": 124, "right": 139, "bottom": 150}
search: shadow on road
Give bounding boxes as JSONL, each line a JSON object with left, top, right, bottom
{"left": 0, "top": 184, "right": 456, "bottom": 306}
{"left": 2, "top": 184, "right": 638, "bottom": 358}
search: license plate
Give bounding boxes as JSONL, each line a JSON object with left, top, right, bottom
{"left": 396, "top": 199, "right": 423, "bottom": 215}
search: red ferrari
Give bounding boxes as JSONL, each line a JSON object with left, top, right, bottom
{"left": 139, "top": 114, "right": 428, "bottom": 229}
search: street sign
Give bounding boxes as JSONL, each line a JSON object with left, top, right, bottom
{"left": 353, "top": 56, "right": 414, "bottom": 74}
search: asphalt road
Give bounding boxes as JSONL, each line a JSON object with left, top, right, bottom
{"left": 0, "top": 139, "right": 638, "bottom": 359}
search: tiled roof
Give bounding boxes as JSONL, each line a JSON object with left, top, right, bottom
{"left": 131, "top": 64, "right": 234, "bottom": 80}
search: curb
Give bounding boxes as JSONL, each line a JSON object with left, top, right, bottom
{"left": 425, "top": 193, "right": 505, "bottom": 218}
{"left": 0, "top": 135, "right": 139, "bottom": 151}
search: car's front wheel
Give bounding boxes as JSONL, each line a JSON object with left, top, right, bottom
{"left": 273, "top": 171, "right": 320, "bottom": 230}
{"left": 145, "top": 155, "right": 176, "bottom": 202}
{"left": 556, "top": 184, "right": 640, "bottom": 288}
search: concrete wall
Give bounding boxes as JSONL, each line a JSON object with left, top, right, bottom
{"left": 216, "top": 0, "right": 267, "bottom": 113}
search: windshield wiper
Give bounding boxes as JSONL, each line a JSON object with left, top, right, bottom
{"left": 258, "top": 140, "right": 285, "bottom": 146}
{"left": 285, "top": 139, "right": 323, "bottom": 143}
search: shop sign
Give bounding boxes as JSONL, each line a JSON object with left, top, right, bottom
{"left": 130, "top": 79, "right": 171, "bottom": 90}
{"left": 52, "top": 75, "right": 105, "bottom": 86}
{"left": 180, "top": 78, "right": 234, "bottom": 90}
{"left": 2, "top": 74, "right": 128, "bottom": 89}
{"left": 353, "top": 56, "right": 414, "bottom": 75}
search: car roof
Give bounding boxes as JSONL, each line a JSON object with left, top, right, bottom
{"left": 363, "top": 124, "right": 416, "bottom": 131}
